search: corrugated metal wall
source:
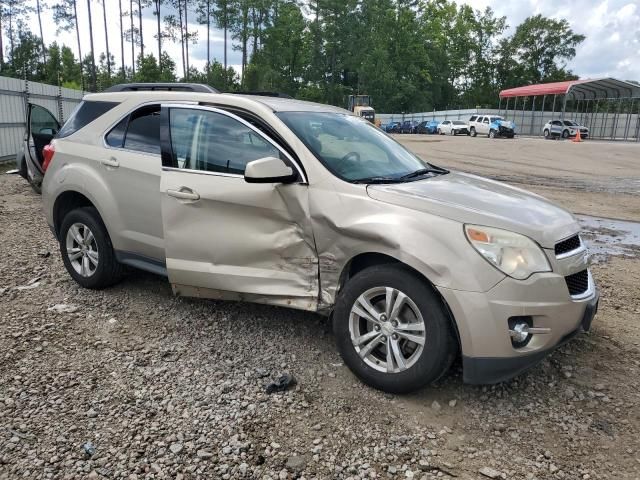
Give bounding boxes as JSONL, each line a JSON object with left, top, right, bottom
{"left": 379, "top": 106, "right": 640, "bottom": 140}
{"left": 0, "top": 76, "right": 83, "bottom": 162}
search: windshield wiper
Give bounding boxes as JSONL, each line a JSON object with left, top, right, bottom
{"left": 399, "top": 166, "right": 449, "bottom": 180}
{"left": 352, "top": 176, "right": 403, "bottom": 184}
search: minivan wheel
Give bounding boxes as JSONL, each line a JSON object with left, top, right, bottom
{"left": 470, "top": 127, "right": 477, "bottom": 137}
{"left": 59, "top": 207, "right": 125, "bottom": 289}
{"left": 334, "top": 264, "right": 456, "bottom": 393}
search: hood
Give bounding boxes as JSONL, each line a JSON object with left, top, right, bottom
{"left": 366, "top": 171, "right": 579, "bottom": 248}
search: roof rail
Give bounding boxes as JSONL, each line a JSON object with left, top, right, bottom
{"left": 233, "top": 91, "right": 293, "bottom": 99}
{"left": 104, "top": 83, "right": 219, "bottom": 93}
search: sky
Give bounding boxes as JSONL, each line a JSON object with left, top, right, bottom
{"left": 18, "top": 0, "right": 640, "bottom": 82}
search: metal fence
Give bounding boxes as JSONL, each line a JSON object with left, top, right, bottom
{"left": 378, "top": 107, "right": 640, "bottom": 140}
{"left": 0, "top": 76, "right": 84, "bottom": 163}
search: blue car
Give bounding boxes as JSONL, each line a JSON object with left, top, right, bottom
{"left": 416, "top": 120, "right": 440, "bottom": 134}
{"left": 385, "top": 121, "right": 401, "bottom": 133}
{"left": 489, "top": 118, "right": 516, "bottom": 138}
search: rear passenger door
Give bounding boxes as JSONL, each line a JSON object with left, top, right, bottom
{"left": 102, "top": 104, "right": 165, "bottom": 262}
{"left": 159, "top": 105, "right": 319, "bottom": 309}
{"left": 479, "top": 116, "right": 490, "bottom": 135}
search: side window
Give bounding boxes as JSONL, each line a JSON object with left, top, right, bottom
{"left": 105, "top": 116, "right": 128, "bottom": 147}
{"left": 104, "top": 105, "right": 161, "bottom": 154}
{"left": 124, "top": 106, "right": 161, "bottom": 154}
{"left": 552, "top": 120, "right": 562, "bottom": 126}
{"left": 483, "top": 117, "right": 489, "bottom": 124}
{"left": 469, "top": 115, "right": 477, "bottom": 122}
{"left": 31, "top": 105, "right": 59, "bottom": 135}
{"left": 169, "top": 108, "right": 282, "bottom": 175}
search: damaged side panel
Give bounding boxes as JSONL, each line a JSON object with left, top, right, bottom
{"left": 161, "top": 170, "right": 319, "bottom": 310}
{"left": 307, "top": 178, "right": 506, "bottom": 310}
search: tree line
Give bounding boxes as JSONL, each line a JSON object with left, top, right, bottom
{"left": 0, "top": 0, "right": 585, "bottom": 112}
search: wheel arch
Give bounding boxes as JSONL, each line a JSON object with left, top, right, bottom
{"left": 335, "top": 251, "right": 462, "bottom": 350}
{"left": 53, "top": 190, "right": 106, "bottom": 240}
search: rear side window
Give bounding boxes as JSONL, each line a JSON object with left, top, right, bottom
{"left": 57, "top": 101, "right": 118, "bottom": 138}
{"left": 104, "top": 105, "right": 161, "bottom": 155}
{"left": 124, "top": 106, "right": 160, "bottom": 154}
{"left": 469, "top": 115, "right": 477, "bottom": 122}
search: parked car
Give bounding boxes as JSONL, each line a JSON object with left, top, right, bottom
{"left": 385, "top": 121, "right": 401, "bottom": 133}
{"left": 469, "top": 114, "right": 515, "bottom": 138}
{"left": 437, "top": 120, "right": 469, "bottom": 135}
{"left": 399, "top": 120, "right": 418, "bottom": 134}
{"left": 416, "top": 120, "right": 440, "bottom": 134}
{"left": 41, "top": 83, "right": 598, "bottom": 393}
{"left": 16, "top": 103, "right": 62, "bottom": 193}
{"left": 543, "top": 120, "right": 589, "bottom": 139}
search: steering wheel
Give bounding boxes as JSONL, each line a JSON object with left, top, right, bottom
{"left": 341, "top": 152, "right": 361, "bottom": 164}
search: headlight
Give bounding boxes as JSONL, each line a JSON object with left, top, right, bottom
{"left": 464, "top": 225, "right": 551, "bottom": 280}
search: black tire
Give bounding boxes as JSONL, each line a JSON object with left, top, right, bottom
{"left": 333, "top": 264, "right": 457, "bottom": 393}
{"left": 543, "top": 129, "right": 550, "bottom": 138}
{"left": 59, "top": 207, "right": 125, "bottom": 289}
{"left": 489, "top": 130, "right": 496, "bottom": 138}
{"left": 30, "top": 179, "right": 42, "bottom": 194}
{"left": 17, "top": 152, "right": 28, "bottom": 180}
{"left": 470, "top": 127, "right": 477, "bottom": 137}
{"left": 562, "top": 129, "right": 569, "bottom": 139}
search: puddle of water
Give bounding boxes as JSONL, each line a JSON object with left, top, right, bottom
{"left": 576, "top": 214, "right": 640, "bottom": 262}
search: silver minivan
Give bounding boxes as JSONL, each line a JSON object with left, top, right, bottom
{"left": 41, "top": 84, "right": 598, "bottom": 393}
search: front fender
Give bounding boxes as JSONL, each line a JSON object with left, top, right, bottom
{"left": 308, "top": 179, "right": 505, "bottom": 307}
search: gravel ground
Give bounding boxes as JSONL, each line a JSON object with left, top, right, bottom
{"left": 1, "top": 171, "right": 640, "bottom": 480}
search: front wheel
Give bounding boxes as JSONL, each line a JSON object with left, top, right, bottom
{"left": 450, "top": 129, "right": 456, "bottom": 136}
{"left": 543, "top": 129, "right": 550, "bottom": 138}
{"left": 489, "top": 129, "right": 496, "bottom": 138}
{"left": 59, "top": 207, "right": 125, "bottom": 289}
{"left": 562, "top": 129, "right": 570, "bottom": 139}
{"left": 333, "top": 265, "right": 456, "bottom": 393}
{"left": 470, "top": 127, "right": 477, "bottom": 137}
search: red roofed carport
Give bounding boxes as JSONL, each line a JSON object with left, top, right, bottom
{"left": 497, "top": 78, "right": 640, "bottom": 141}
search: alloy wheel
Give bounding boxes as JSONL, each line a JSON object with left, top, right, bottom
{"left": 349, "top": 286, "right": 426, "bottom": 373}
{"left": 65, "top": 223, "right": 99, "bottom": 277}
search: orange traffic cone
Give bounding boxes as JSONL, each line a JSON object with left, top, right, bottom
{"left": 572, "top": 129, "right": 582, "bottom": 143}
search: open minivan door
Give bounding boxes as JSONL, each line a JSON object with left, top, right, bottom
{"left": 23, "top": 103, "right": 60, "bottom": 193}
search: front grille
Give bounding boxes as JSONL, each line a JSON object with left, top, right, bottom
{"left": 565, "top": 269, "right": 589, "bottom": 296}
{"left": 555, "top": 235, "right": 581, "bottom": 256}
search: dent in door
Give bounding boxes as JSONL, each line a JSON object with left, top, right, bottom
{"left": 167, "top": 181, "right": 319, "bottom": 311}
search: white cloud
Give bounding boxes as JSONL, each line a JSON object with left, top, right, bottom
{"left": 454, "top": 0, "right": 640, "bottom": 80}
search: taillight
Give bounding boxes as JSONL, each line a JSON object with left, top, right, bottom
{"left": 42, "top": 144, "right": 55, "bottom": 172}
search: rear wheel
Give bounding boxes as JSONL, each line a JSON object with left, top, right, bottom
{"left": 59, "top": 207, "right": 125, "bottom": 289}
{"left": 470, "top": 127, "right": 477, "bottom": 137}
{"left": 334, "top": 264, "right": 456, "bottom": 393}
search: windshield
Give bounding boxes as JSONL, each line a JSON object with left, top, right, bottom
{"left": 277, "top": 112, "right": 438, "bottom": 182}
{"left": 452, "top": 121, "right": 466, "bottom": 125}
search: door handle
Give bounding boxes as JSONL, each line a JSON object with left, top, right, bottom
{"left": 167, "top": 188, "right": 200, "bottom": 201}
{"left": 100, "top": 157, "right": 119, "bottom": 168}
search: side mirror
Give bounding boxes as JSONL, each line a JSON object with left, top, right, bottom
{"left": 244, "top": 156, "right": 297, "bottom": 184}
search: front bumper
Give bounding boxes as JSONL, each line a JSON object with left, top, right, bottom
{"left": 438, "top": 269, "right": 598, "bottom": 384}
{"left": 462, "top": 292, "right": 598, "bottom": 384}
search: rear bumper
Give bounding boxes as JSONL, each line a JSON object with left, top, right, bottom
{"left": 462, "top": 292, "right": 599, "bottom": 384}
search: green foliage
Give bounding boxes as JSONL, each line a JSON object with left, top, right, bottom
{"left": 0, "top": 0, "right": 587, "bottom": 112}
